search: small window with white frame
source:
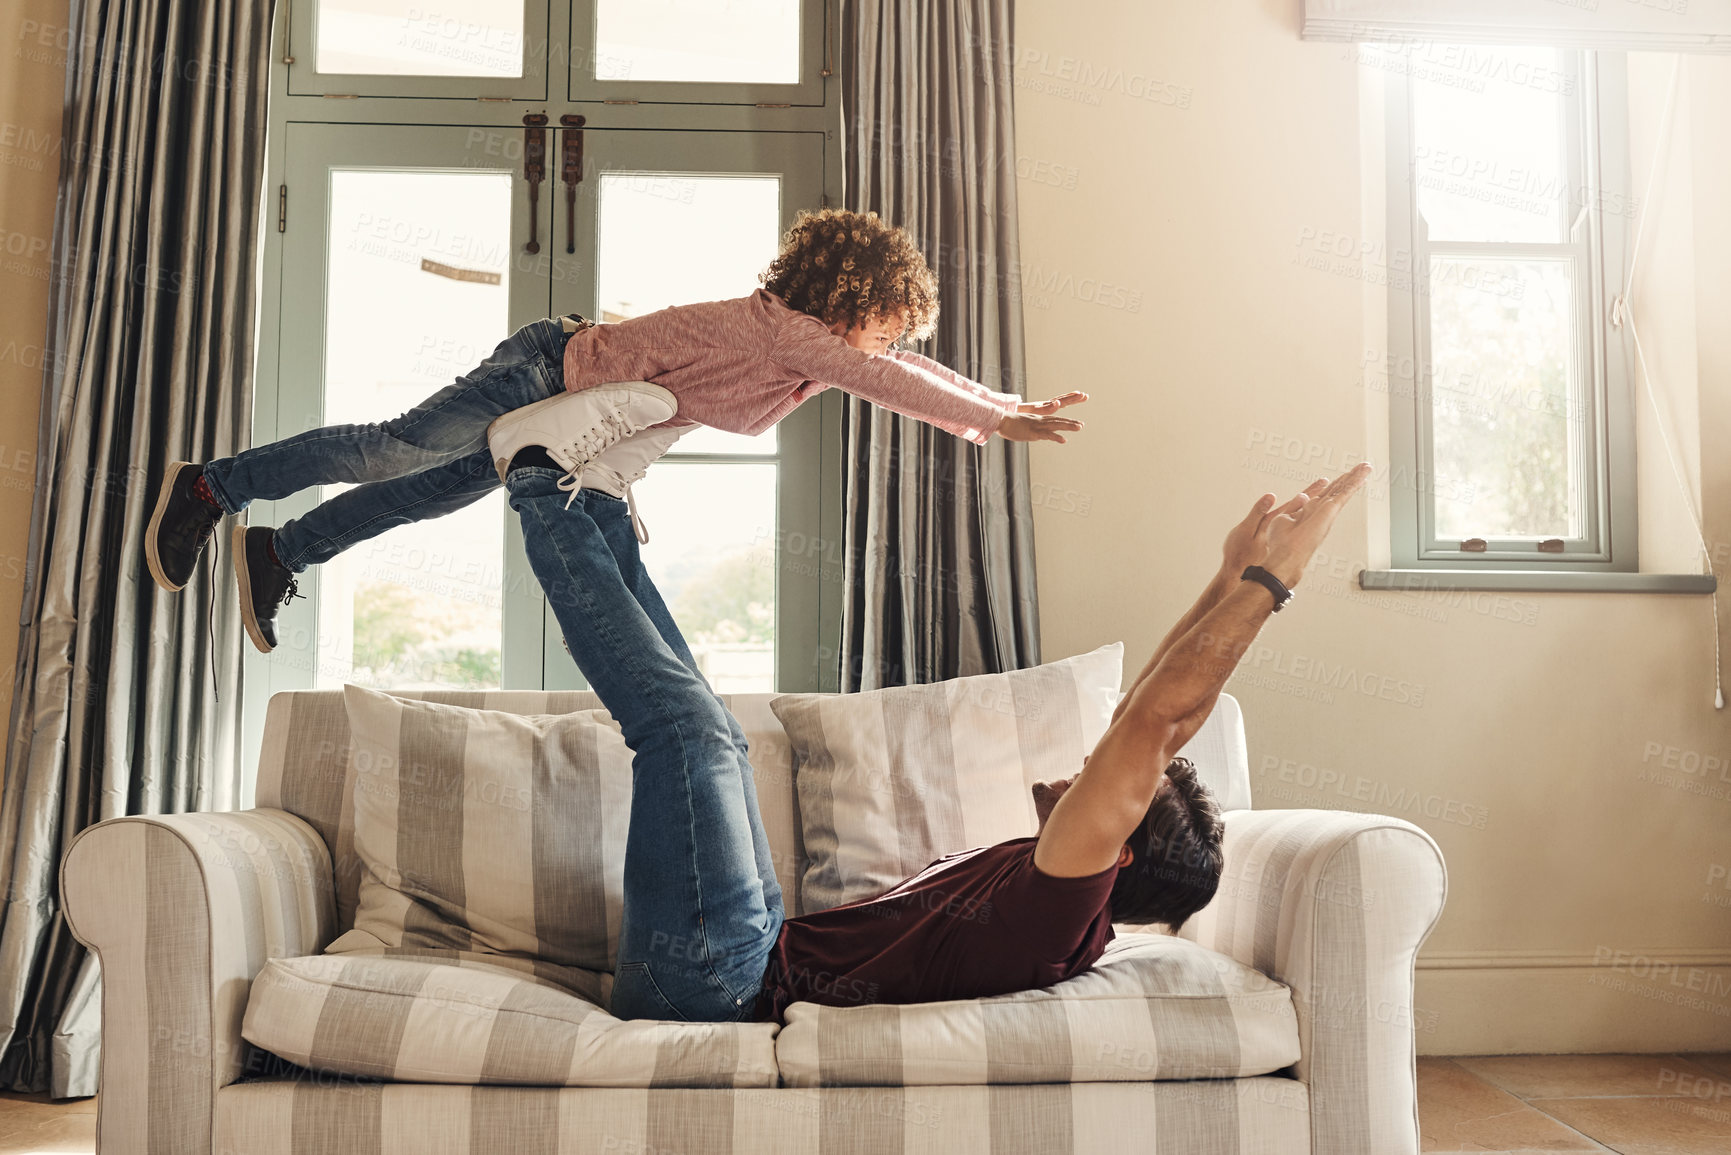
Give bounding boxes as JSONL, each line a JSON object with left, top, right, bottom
{"left": 1380, "top": 43, "right": 1634, "bottom": 572}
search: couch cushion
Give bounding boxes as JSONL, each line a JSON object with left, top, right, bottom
{"left": 242, "top": 952, "right": 779, "bottom": 1088}
{"left": 774, "top": 933, "right": 1299, "bottom": 1086}
{"left": 771, "top": 643, "right": 1124, "bottom": 912}
{"left": 330, "top": 685, "right": 634, "bottom": 971}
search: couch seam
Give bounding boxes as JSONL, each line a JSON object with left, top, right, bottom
{"left": 264, "top": 969, "right": 778, "bottom": 1034}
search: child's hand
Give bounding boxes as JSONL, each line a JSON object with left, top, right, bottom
{"left": 1014, "top": 391, "right": 1088, "bottom": 415}
{"left": 998, "top": 412, "right": 1084, "bottom": 443}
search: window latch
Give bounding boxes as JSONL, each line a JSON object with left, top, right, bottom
{"left": 1459, "top": 539, "right": 1488, "bottom": 553}
{"left": 522, "top": 112, "right": 549, "bottom": 255}
{"left": 1538, "top": 538, "right": 1565, "bottom": 554}
{"left": 560, "top": 114, "right": 586, "bottom": 256}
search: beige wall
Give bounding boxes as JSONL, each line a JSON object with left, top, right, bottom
{"left": 1013, "top": 0, "right": 1731, "bottom": 1053}
{"left": 0, "top": 0, "right": 60, "bottom": 753}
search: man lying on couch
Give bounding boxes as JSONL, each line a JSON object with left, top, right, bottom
{"left": 499, "top": 402, "right": 1370, "bottom": 1022}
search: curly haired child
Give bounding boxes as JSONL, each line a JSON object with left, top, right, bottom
{"left": 146, "top": 208, "right": 1088, "bottom": 652}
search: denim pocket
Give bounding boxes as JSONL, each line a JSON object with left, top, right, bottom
{"left": 613, "top": 959, "right": 758, "bottom": 1023}
{"left": 612, "top": 961, "right": 689, "bottom": 1022}
{"left": 534, "top": 351, "right": 561, "bottom": 398}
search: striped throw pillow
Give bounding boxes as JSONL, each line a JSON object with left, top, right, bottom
{"left": 330, "top": 685, "right": 633, "bottom": 973}
{"left": 771, "top": 643, "right": 1123, "bottom": 913}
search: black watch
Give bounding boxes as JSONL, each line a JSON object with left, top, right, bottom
{"left": 1241, "top": 565, "right": 1295, "bottom": 612}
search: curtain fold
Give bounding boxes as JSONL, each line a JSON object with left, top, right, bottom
{"left": 838, "top": 0, "right": 1041, "bottom": 690}
{"left": 0, "top": 0, "right": 271, "bottom": 1096}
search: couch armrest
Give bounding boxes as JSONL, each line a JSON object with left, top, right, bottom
{"left": 60, "top": 809, "right": 335, "bottom": 1155}
{"left": 1178, "top": 809, "right": 1447, "bottom": 1155}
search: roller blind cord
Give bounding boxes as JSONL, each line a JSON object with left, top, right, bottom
{"left": 1607, "top": 54, "right": 1723, "bottom": 710}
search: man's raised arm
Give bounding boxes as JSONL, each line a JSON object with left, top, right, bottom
{"left": 1034, "top": 463, "right": 1372, "bottom": 879}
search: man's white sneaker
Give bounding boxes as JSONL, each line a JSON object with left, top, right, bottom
{"left": 578, "top": 421, "right": 693, "bottom": 544}
{"left": 487, "top": 383, "right": 677, "bottom": 507}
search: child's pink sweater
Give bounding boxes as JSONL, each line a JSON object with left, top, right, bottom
{"left": 561, "top": 289, "right": 1019, "bottom": 445}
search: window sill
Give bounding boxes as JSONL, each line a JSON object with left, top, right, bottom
{"left": 1358, "top": 570, "right": 1717, "bottom": 594}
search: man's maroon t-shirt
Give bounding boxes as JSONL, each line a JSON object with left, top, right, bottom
{"left": 754, "top": 837, "right": 1118, "bottom": 1022}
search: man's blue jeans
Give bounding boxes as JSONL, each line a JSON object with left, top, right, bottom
{"left": 201, "top": 318, "right": 572, "bottom": 571}
{"left": 508, "top": 469, "right": 785, "bottom": 1022}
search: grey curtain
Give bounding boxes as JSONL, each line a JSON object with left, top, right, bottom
{"left": 838, "top": 0, "right": 1041, "bottom": 690}
{"left": 0, "top": 0, "right": 271, "bottom": 1096}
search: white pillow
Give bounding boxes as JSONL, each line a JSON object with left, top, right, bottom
{"left": 329, "top": 685, "right": 634, "bottom": 972}
{"left": 770, "top": 643, "right": 1124, "bottom": 912}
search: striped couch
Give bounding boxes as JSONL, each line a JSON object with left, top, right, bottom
{"left": 60, "top": 687, "right": 1446, "bottom": 1155}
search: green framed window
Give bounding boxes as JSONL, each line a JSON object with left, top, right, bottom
{"left": 1382, "top": 45, "right": 1636, "bottom": 573}
{"left": 243, "top": 0, "right": 843, "bottom": 783}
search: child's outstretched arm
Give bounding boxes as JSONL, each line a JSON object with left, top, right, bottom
{"left": 774, "top": 320, "right": 1085, "bottom": 445}
{"left": 886, "top": 349, "right": 1088, "bottom": 421}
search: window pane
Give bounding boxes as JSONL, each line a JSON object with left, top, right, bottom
{"left": 1427, "top": 257, "right": 1580, "bottom": 540}
{"left": 632, "top": 462, "right": 778, "bottom": 693}
{"left": 595, "top": 0, "right": 799, "bottom": 84}
{"left": 1411, "top": 46, "right": 1568, "bottom": 243}
{"left": 316, "top": 0, "right": 524, "bottom": 77}
{"left": 597, "top": 172, "right": 782, "bottom": 455}
{"left": 320, "top": 169, "right": 514, "bottom": 689}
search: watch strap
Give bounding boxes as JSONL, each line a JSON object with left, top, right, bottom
{"left": 1241, "top": 565, "right": 1294, "bottom": 611}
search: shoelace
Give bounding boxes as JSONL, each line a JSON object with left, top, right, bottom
{"left": 192, "top": 487, "right": 226, "bottom": 705}
{"left": 581, "top": 457, "right": 661, "bottom": 547}
{"left": 194, "top": 514, "right": 219, "bottom": 677}
{"left": 554, "top": 407, "right": 637, "bottom": 509}
{"left": 624, "top": 484, "right": 648, "bottom": 545}
{"left": 583, "top": 459, "right": 655, "bottom": 544}
{"left": 279, "top": 577, "right": 304, "bottom": 608}
{"left": 205, "top": 533, "right": 219, "bottom": 704}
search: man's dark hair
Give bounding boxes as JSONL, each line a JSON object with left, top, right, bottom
{"left": 1108, "top": 757, "right": 1225, "bottom": 929}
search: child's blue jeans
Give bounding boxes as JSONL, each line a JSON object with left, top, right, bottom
{"left": 201, "top": 317, "right": 573, "bottom": 571}
{"left": 508, "top": 468, "right": 785, "bottom": 1022}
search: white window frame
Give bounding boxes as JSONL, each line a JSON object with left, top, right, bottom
{"left": 1383, "top": 47, "right": 1637, "bottom": 574}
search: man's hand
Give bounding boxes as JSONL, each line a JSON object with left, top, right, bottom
{"left": 1261, "top": 463, "right": 1372, "bottom": 587}
{"left": 1220, "top": 479, "right": 1329, "bottom": 577}
{"left": 998, "top": 411, "right": 1084, "bottom": 443}
{"left": 1015, "top": 391, "right": 1089, "bottom": 416}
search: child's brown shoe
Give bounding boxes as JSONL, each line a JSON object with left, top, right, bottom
{"left": 233, "top": 525, "right": 302, "bottom": 653}
{"left": 145, "top": 461, "right": 224, "bottom": 592}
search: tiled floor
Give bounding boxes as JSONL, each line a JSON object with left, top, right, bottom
{"left": 1420, "top": 1053, "right": 1731, "bottom": 1155}
{"left": 0, "top": 1091, "right": 96, "bottom": 1153}
{"left": 0, "top": 1055, "right": 1727, "bottom": 1152}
